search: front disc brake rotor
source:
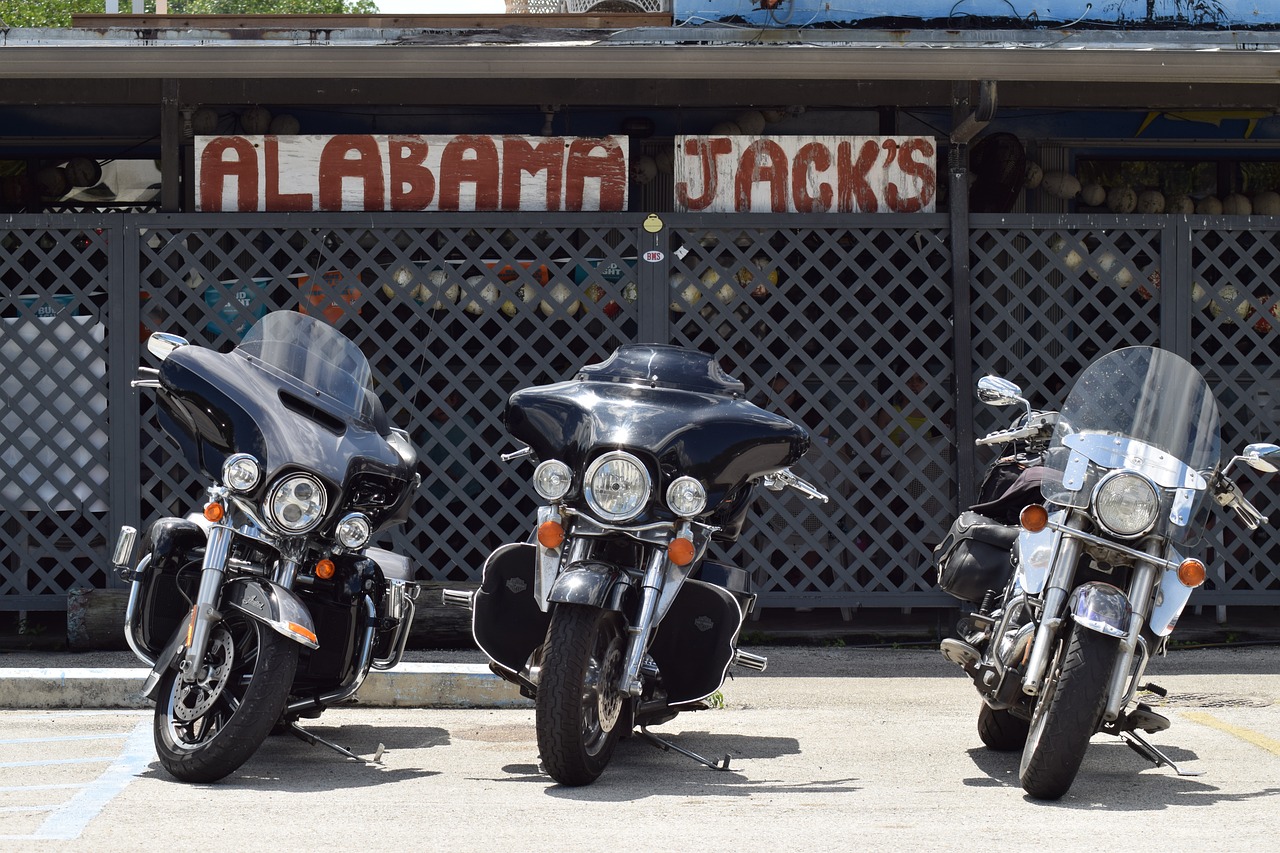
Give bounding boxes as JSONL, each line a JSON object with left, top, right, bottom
{"left": 171, "top": 625, "right": 234, "bottom": 721}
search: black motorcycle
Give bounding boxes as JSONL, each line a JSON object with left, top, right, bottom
{"left": 447, "top": 344, "right": 826, "bottom": 785}
{"left": 113, "top": 310, "right": 420, "bottom": 782}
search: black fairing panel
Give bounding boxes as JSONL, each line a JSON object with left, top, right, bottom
{"left": 156, "top": 345, "right": 415, "bottom": 530}
{"left": 647, "top": 579, "right": 743, "bottom": 705}
{"left": 505, "top": 345, "right": 808, "bottom": 524}
{"left": 472, "top": 543, "right": 550, "bottom": 678}
{"left": 137, "top": 517, "right": 206, "bottom": 657}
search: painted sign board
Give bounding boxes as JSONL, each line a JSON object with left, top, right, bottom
{"left": 195, "top": 134, "right": 629, "bottom": 212}
{"left": 674, "top": 0, "right": 1280, "bottom": 28}
{"left": 674, "top": 135, "right": 936, "bottom": 214}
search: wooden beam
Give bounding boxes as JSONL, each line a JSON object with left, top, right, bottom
{"left": 70, "top": 14, "right": 672, "bottom": 30}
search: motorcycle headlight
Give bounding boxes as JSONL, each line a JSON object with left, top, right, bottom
{"left": 1093, "top": 472, "right": 1159, "bottom": 538}
{"left": 584, "top": 451, "right": 650, "bottom": 522}
{"left": 264, "top": 474, "right": 328, "bottom": 534}
{"left": 222, "top": 453, "right": 261, "bottom": 493}
{"left": 533, "top": 459, "right": 572, "bottom": 502}
{"left": 666, "top": 476, "right": 707, "bottom": 517}
{"left": 335, "top": 512, "right": 372, "bottom": 550}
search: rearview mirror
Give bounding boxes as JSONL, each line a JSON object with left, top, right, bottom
{"left": 146, "top": 332, "right": 188, "bottom": 361}
{"left": 1239, "top": 442, "right": 1280, "bottom": 474}
{"left": 977, "top": 376, "right": 1024, "bottom": 407}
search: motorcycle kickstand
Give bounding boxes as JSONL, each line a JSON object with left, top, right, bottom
{"left": 1119, "top": 731, "right": 1204, "bottom": 777}
{"left": 636, "top": 726, "right": 732, "bottom": 771}
{"left": 288, "top": 721, "right": 385, "bottom": 766}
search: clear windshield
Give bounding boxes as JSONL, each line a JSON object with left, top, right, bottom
{"left": 1043, "top": 347, "right": 1221, "bottom": 538}
{"left": 234, "top": 311, "right": 373, "bottom": 420}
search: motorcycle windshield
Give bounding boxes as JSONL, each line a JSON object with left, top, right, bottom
{"left": 1042, "top": 346, "right": 1221, "bottom": 541}
{"left": 234, "top": 311, "right": 373, "bottom": 421}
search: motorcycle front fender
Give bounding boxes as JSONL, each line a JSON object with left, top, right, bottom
{"left": 222, "top": 577, "right": 319, "bottom": 649}
{"left": 1068, "top": 581, "right": 1132, "bottom": 639}
{"left": 547, "top": 562, "right": 632, "bottom": 611}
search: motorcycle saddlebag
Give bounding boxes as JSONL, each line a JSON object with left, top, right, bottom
{"left": 934, "top": 511, "right": 1017, "bottom": 603}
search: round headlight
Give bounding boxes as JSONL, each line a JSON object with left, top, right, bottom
{"left": 335, "top": 512, "right": 372, "bottom": 550}
{"left": 264, "top": 474, "right": 328, "bottom": 534}
{"left": 1094, "top": 472, "right": 1159, "bottom": 537}
{"left": 222, "top": 453, "right": 261, "bottom": 493}
{"left": 666, "top": 476, "right": 707, "bottom": 517}
{"left": 584, "top": 451, "right": 651, "bottom": 522}
{"left": 533, "top": 459, "right": 572, "bottom": 502}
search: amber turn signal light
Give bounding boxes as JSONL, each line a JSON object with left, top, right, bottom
{"left": 203, "top": 502, "right": 224, "bottom": 523}
{"left": 668, "top": 537, "right": 696, "bottom": 566}
{"left": 537, "top": 520, "right": 565, "bottom": 550}
{"left": 1020, "top": 504, "right": 1048, "bottom": 533}
{"left": 1177, "top": 558, "right": 1206, "bottom": 588}
{"left": 315, "top": 559, "right": 336, "bottom": 580}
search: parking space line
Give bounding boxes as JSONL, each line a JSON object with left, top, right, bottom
{"left": 0, "top": 719, "right": 153, "bottom": 842}
{"left": 1183, "top": 711, "right": 1280, "bottom": 757}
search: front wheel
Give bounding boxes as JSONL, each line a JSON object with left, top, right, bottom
{"left": 535, "top": 604, "right": 629, "bottom": 786}
{"left": 154, "top": 610, "right": 300, "bottom": 783}
{"left": 1018, "top": 622, "right": 1119, "bottom": 800}
{"left": 977, "top": 703, "right": 1030, "bottom": 751}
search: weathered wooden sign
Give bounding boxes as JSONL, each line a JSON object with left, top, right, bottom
{"left": 674, "top": 135, "right": 936, "bottom": 214}
{"left": 195, "top": 134, "right": 629, "bottom": 212}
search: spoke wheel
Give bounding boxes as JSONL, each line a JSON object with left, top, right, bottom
{"left": 1018, "top": 622, "right": 1119, "bottom": 800}
{"left": 153, "top": 610, "right": 299, "bottom": 783}
{"left": 535, "top": 604, "right": 628, "bottom": 786}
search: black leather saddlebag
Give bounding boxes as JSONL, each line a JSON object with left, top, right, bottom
{"left": 934, "top": 511, "right": 1018, "bottom": 603}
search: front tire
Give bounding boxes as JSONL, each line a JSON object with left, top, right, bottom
{"left": 535, "top": 604, "right": 628, "bottom": 786}
{"left": 154, "top": 610, "right": 300, "bottom": 783}
{"left": 977, "top": 703, "right": 1030, "bottom": 751}
{"left": 1018, "top": 622, "right": 1119, "bottom": 800}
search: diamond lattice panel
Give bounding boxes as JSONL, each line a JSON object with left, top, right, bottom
{"left": 136, "top": 223, "right": 640, "bottom": 584}
{"left": 1189, "top": 226, "right": 1280, "bottom": 602}
{"left": 1, "top": 227, "right": 112, "bottom": 604}
{"left": 666, "top": 225, "right": 955, "bottom": 605}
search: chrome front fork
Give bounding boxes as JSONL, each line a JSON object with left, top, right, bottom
{"left": 619, "top": 548, "right": 671, "bottom": 696}
{"left": 179, "top": 522, "right": 234, "bottom": 684}
{"left": 1022, "top": 512, "right": 1088, "bottom": 695}
{"left": 1103, "top": 543, "right": 1161, "bottom": 721}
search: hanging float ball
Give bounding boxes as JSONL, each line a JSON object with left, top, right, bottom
{"left": 1196, "top": 196, "right": 1223, "bottom": 215}
{"left": 1106, "top": 186, "right": 1137, "bottom": 213}
{"left": 65, "top": 157, "right": 102, "bottom": 187}
{"left": 239, "top": 107, "right": 273, "bottom": 135}
{"left": 191, "top": 107, "right": 219, "bottom": 135}
{"left": 1137, "top": 190, "right": 1166, "bottom": 214}
{"left": 268, "top": 114, "right": 300, "bottom": 135}
{"left": 1166, "top": 194, "right": 1195, "bottom": 214}
{"left": 1079, "top": 183, "right": 1106, "bottom": 207}
{"left": 1222, "top": 193, "right": 1253, "bottom": 215}
{"left": 1023, "top": 161, "right": 1044, "bottom": 190}
{"left": 34, "top": 166, "right": 71, "bottom": 198}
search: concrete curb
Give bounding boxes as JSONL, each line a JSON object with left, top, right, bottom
{"left": 0, "top": 663, "right": 532, "bottom": 710}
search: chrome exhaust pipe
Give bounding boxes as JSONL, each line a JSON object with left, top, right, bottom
{"left": 441, "top": 588, "right": 475, "bottom": 610}
{"left": 732, "top": 649, "right": 768, "bottom": 672}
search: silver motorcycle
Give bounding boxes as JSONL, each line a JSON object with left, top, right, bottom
{"left": 938, "top": 346, "right": 1280, "bottom": 799}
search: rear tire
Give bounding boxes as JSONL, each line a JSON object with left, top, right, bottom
{"left": 1018, "top": 622, "right": 1119, "bottom": 800}
{"left": 977, "top": 703, "right": 1030, "bottom": 751}
{"left": 154, "top": 611, "right": 299, "bottom": 783}
{"left": 535, "top": 604, "right": 628, "bottom": 786}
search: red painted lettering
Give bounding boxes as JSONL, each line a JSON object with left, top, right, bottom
{"left": 837, "top": 140, "right": 881, "bottom": 213}
{"left": 265, "top": 137, "right": 313, "bottom": 212}
{"left": 199, "top": 137, "right": 258, "bottom": 212}
{"left": 676, "top": 137, "right": 733, "bottom": 211}
{"left": 735, "top": 140, "right": 789, "bottom": 212}
{"left": 792, "top": 142, "right": 833, "bottom": 213}
{"left": 389, "top": 136, "right": 436, "bottom": 211}
{"left": 886, "top": 138, "right": 937, "bottom": 213}
{"left": 502, "top": 137, "right": 565, "bottom": 211}
{"left": 439, "top": 136, "right": 500, "bottom": 210}
{"left": 318, "top": 135, "right": 385, "bottom": 211}
{"left": 565, "top": 138, "right": 626, "bottom": 212}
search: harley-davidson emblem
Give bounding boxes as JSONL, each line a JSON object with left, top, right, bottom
{"left": 506, "top": 578, "right": 528, "bottom": 594}
{"left": 694, "top": 615, "right": 714, "bottom": 632}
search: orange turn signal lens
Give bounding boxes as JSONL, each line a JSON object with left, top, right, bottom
{"left": 668, "top": 537, "right": 696, "bottom": 567}
{"left": 315, "top": 559, "right": 336, "bottom": 580}
{"left": 1020, "top": 504, "right": 1048, "bottom": 533}
{"left": 537, "top": 520, "right": 565, "bottom": 550}
{"left": 286, "top": 622, "right": 318, "bottom": 645}
{"left": 1177, "top": 558, "right": 1206, "bottom": 588}
{"left": 203, "top": 502, "right": 224, "bottom": 523}
{"left": 185, "top": 606, "right": 198, "bottom": 646}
